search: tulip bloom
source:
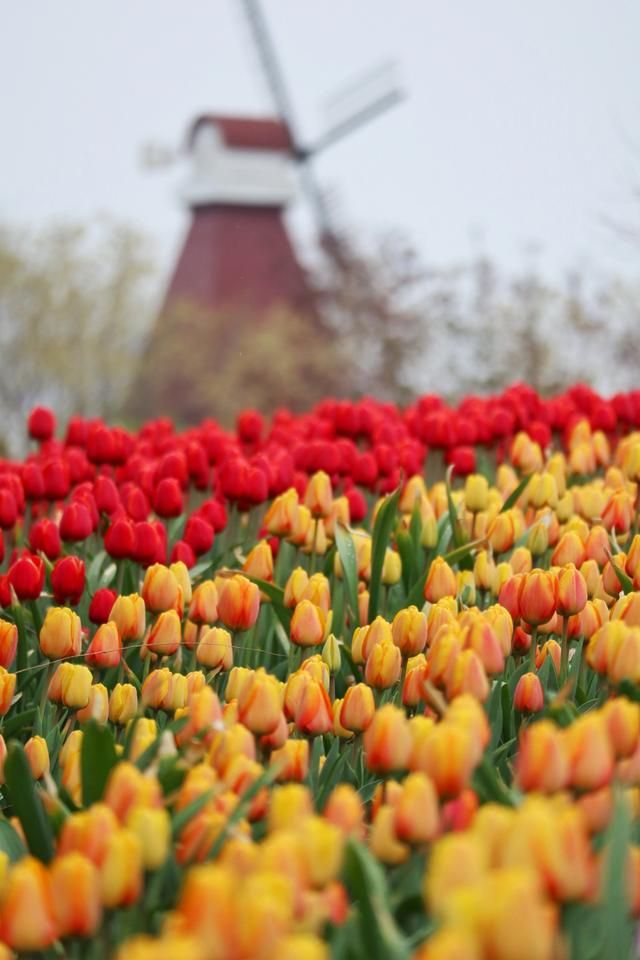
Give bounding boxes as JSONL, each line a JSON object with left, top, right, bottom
{"left": 217, "top": 575, "right": 260, "bottom": 631}
{"left": 394, "top": 772, "right": 440, "bottom": 844}
{"left": 39, "top": 606, "right": 82, "bottom": 660}
{"left": 365, "top": 640, "right": 402, "bottom": 689}
{"left": 25, "top": 735, "right": 50, "bottom": 779}
{"left": 290, "top": 599, "right": 326, "bottom": 648}
{"left": 391, "top": 605, "right": 428, "bottom": 657}
{"left": 238, "top": 669, "right": 282, "bottom": 735}
{"left": 189, "top": 580, "right": 219, "bottom": 625}
{"left": 144, "top": 609, "right": 181, "bottom": 658}
{"left": 109, "top": 683, "right": 138, "bottom": 724}
{"left": 196, "top": 626, "right": 233, "bottom": 671}
{"left": 142, "top": 564, "right": 182, "bottom": 614}
{"left": 294, "top": 679, "right": 333, "bottom": 736}
{"left": 363, "top": 705, "right": 411, "bottom": 774}
{"left": 339, "top": 683, "right": 375, "bottom": 735}
{"left": 556, "top": 564, "right": 588, "bottom": 617}
{"left": 0, "top": 620, "right": 17, "bottom": 669}
{"left": 515, "top": 719, "right": 569, "bottom": 793}
{"left": 513, "top": 672, "right": 544, "bottom": 713}
{"left": 0, "top": 857, "right": 57, "bottom": 950}
{"left": 0, "top": 667, "right": 16, "bottom": 716}
{"left": 424, "top": 557, "right": 457, "bottom": 603}
{"left": 304, "top": 471, "right": 333, "bottom": 518}
{"left": 59, "top": 663, "right": 93, "bottom": 710}
{"left": 109, "top": 594, "right": 146, "bottom": 641}
{"left": 518, "top": 569, "right": 558, "bottom": 627}
{"left": 51, "top": 555, "right": 86, "bottom": 605}
{"left": 86, "top": 621, "right": 122, "bottom": 669}
{"left": 50, "top": 852, "right": 102, "bottom": 938}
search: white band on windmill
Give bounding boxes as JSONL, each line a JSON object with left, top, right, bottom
{"left": 181, "top": 116, "right": 297, "bottom": 209}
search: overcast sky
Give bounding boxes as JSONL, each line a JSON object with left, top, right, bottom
{"left": 2, "top": 1, "right": 639, "bottom": 285}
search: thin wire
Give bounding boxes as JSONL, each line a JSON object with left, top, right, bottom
{"left": 10, "top": 638, "right": 291, "bottom": 680}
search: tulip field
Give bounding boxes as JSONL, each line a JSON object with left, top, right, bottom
{"left": 2, "top": 384, "right": 640, "bottom": 958}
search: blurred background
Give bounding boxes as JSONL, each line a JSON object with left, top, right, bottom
{"left": 1, "top": 0, "right": 639, "bottom": 453}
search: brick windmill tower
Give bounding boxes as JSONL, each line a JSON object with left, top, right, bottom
{"left": 162, "top": 112, "right": 311, "bottom": 323}
{"left": 131, "top": 0, "right": 403, "bottom": 424}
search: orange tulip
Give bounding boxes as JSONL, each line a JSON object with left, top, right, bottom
{"left": 424, "top": 557, "right": 457, "bottom": 603}
{"left": 518, "top": 569, "right": 558, "bottom": 627}
{"left": 513, "top": 672, "right": 544, "bottom": 713}
{"left": 290, "top": 599, "right": 326, "bottom": 648}
{"left": 86, "top": 620, "right": 122, "bottom": 669}
{"left": 50, "top": 852, "right": 102, "bottom": 938}
{"left": 340, "top": 683, "right": 375, "bottom": 733}
{"left": 217, "top": 575, "right": 260, "bottom": 631}
{"left": 196, "top": 626, "right": 233, "bottom": 671}
{"left": 142, "top": 563, "right": 182, "bottom": 614}
{"left": 364, "top": 705, "right": 411, "bottom": 774}
{"left": 39, "top": 606, "right": 82, "bottom": 659}
{"left": 0, "top": 857, "right": 56, "bottom": 950}
{"left": 294, "top": 679, "right": 333, "bottom": 736}
{"left": 188, "top": 580, "right": 219, "bottom": 625}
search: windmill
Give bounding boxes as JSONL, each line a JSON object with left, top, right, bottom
{"left": 132, "top": 1, "right": 405, "bottom": 423}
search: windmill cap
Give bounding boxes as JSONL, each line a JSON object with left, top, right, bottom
{"left": 188, "top": 115, "right": 295, "bottom": 153}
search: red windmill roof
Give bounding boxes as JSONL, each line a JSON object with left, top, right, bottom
{"left": 188, "top": 114, "right": 295, "bottom": 153}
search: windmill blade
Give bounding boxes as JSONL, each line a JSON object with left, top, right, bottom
{"left": 312, "top": 61, "right": 405, "bottom": 156}
{"left": 239, "top": 0, "right": 332, "bottom": 236}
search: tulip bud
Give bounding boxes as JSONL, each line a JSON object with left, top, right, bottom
{"left": 464, "top": 474, "right": 489, "bottom": 512}
{"left": 602, "top": 697, "right": 640, "bottom": 758}
{"left": 290, "top": 599, "right": 326, "bottom": 648}
{"left": 144, "top": 609, "right": 182, "bottom": 658}
{"left": 515, "top": 719, "right": 569, "bottom": 793}
{"left": 243, "top": 540, "right": 274, "bottom": 583}
{"left": 109, "top": 683, "right": 138, "bottom": 724}
{"left": 340, "top": 683, "right": 376, "bottom": 733}
{"left": 189, "top": 580, "right": 219, "bottom": 625}
{"left": 238, "top": 668, "right": 282, "bottom": 735}
{"left": 294, "top": 679, "right": 333, "bottom": 736}
{"left": 0, "top": 621, "right": 17, "bottom": 669}
{"left": 126, "top": 806, "right": 171, "bottom": 871}
{"left": 556, "top": 564, "right": 588, "bottom": 617}
{"left": 363, "top": 705, "right": 411, "bottom": 773}
{"left": 365, "top": 639, "right": 402, "bottom": 689}
{"left": 324, "top": 783, "right": 365, "bottom": 839}
{"left": 39, "top": 606, "right": 82, "bottom": 660}
{"left": 50, "top": 852, "right": 102, "bottom": 938}
{"left": 423, "top": 832, "right": 488, "bottom": 917}
{"left": 25, "top": 735, "right": 49, "bottom": 779}
{"left": 142, "top": 564, "right": 182, "bottom": 615}
{"left": 565, "top": 713, "right": 615, "bottom": 792}
{"left": 100, "top": 829, "right": 143, "bottom": 908}
{"left": 513, "top": 672, "right": 544, "bottom": 713}
{"left": 109, "top": 594, "right": 146, "bottom": 641}
{"left": 369, "top": 805, "right": 410, "bottom": 865}
{"left": 518, "top": 569, "right": 558, "bottom": 627}
{"left": 51, "top": 555, "right": 86, "bottom": 605}
{"left": 424, "top": 557, "right": 457, "bottom": 603}
{"left": 77, "top": 683, "right": 109, "bottom": 725}
{"left": 487, "top": 510, "right": 520, "bottom": 554}
{"left": 393, "top": 772, "right": 440, "bottom": 844}
{"left": 0, "top": 667, "right": 16, "bottom": 716}
{"left": 392, "top": 606, "right": 428, "bottom": 657}
{"left": 322, "top": 633, "right": 341, "bottom": 673}
{"left": 217, "top": 575, "right": 260, "bottom": 631}
{"left": 86, "top": 621, "right": 122, "bottom": 669}
{"left": 0, "top": 857, "right": 56, "bottom": 950}
{"left": 59, "top": 663, "right": 92, "bottom": 709}
{"left": 196, "top": 626, "right": 233, "bottom": 671}
{"left": 283, "top": 567, "right": 309, "bottom": 608}
{"left": 304, "top": 471, "right": 333, "bottom": 518}
{"left": 270, "top": 739, "right": 309, "bottom": 782}
{"left": 526, "top": 521, "right": 549, "bottom": 558}
{"left": 264, "top": 488, "right": 299, "bottom": 537}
